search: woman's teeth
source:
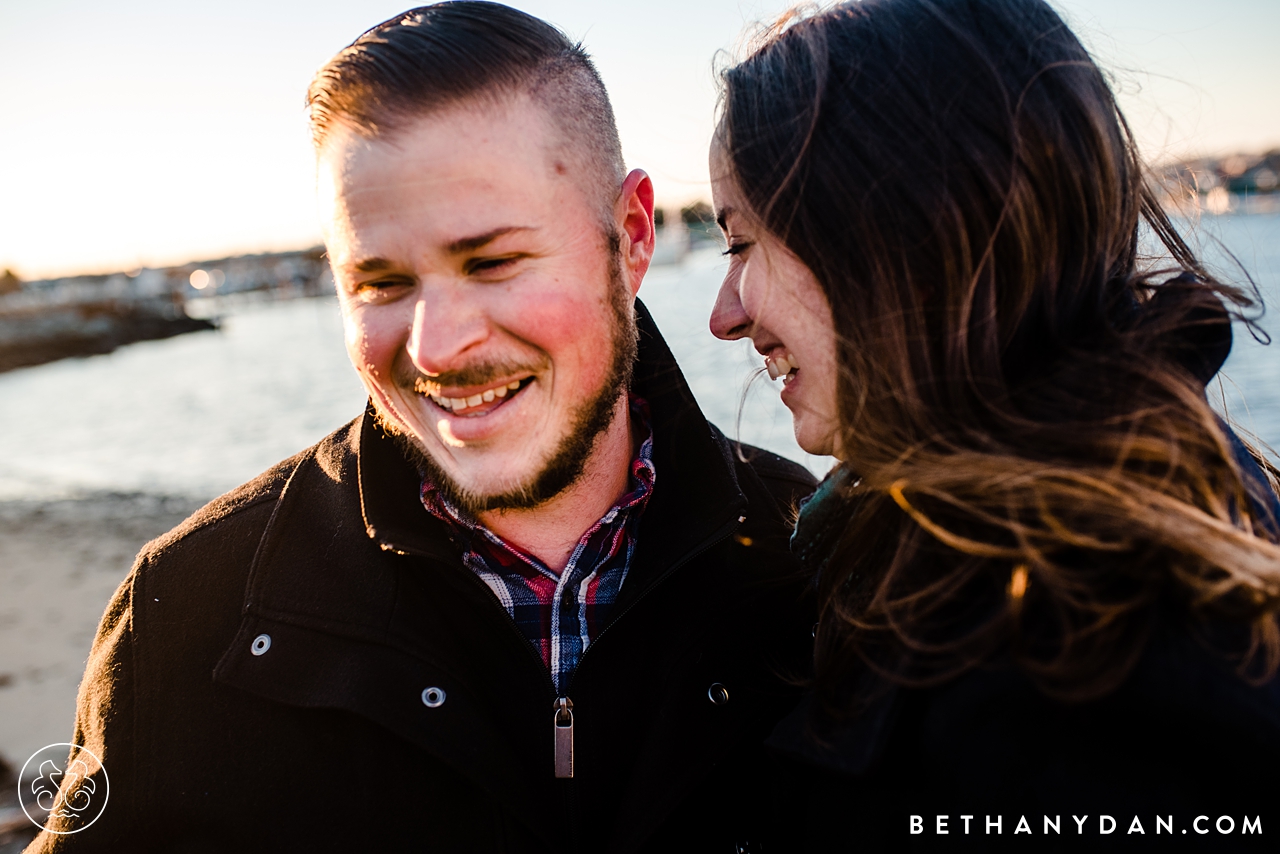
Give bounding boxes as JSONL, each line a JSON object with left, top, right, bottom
{"left": 429, "top": 379, "right": 522, "bottom": 412}
{"left": 765, "top": 353, "right": 798, "bottom": 381}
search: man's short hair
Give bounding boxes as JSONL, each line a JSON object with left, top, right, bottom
{"left": 307, "top": 1, "right": 625, "bottom": 219}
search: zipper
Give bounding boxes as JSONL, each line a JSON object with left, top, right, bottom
{"left": 554, "top": 696, "right": 574, "bottom": 778}
{"left": 560, "top": 509, "right": 741, "bottom": 854}
{"left": 385, "top": 503, "right": 743, "bottom": 831}
{"left": 387, "top": 542, "right": 577, "bottom": 790}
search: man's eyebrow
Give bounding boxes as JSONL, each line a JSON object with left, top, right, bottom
{"left": 352, "top": 257, "right": 395, "bottom": 273}
{"left": 446, "top": 226, "right": 534, "bottom": 254}
{"left": 344, "top": 227, "right": 534, "bottom": 272}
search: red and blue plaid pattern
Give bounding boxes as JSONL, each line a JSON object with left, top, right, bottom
{"left": 420, "top": 398, "right": 656, "bottom": 692}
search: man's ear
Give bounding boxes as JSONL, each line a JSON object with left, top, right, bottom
{"left": 615, "top": 169, "right": 655, "bottom": 296}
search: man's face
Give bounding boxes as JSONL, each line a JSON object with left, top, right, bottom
{"left": 319, "top": 97, "right": 637, "bottom": 510}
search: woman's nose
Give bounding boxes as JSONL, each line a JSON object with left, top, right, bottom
{"left": 710, "top": 274, "right": 752, "bottom": 340}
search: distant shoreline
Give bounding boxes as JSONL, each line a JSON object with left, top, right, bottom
{"left": 0, "top": 247, "right": 333, "bottom": 374}
{"left": 0, "top": 307, "right": 215, "bottom": 374}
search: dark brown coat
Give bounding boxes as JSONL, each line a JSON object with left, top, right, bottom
{"left": 29, "top": 308, "right": 816, "bottom": 853}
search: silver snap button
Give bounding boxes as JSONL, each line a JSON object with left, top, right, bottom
{"left": 708, "top": 682, "right": 729, "bottom": 705}
{"left": 250, "top": 634, "right": 271, "bottom": 656}
{"left": 421, "top": 686, "right": 446, "bottom": 708}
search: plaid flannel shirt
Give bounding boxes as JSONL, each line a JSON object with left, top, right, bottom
{"left": 420, "top": 398, "right": 656, "bottom": 693}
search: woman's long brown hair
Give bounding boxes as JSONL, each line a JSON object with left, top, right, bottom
{"left": 718, "top": 0, "right": 1280, "bottom": 715}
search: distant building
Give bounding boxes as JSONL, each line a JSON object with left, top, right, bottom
{"left": 176, "top": 247, "right": 333, "bottom": 301}
{"left": 1154, "top": 150, "right": 1280, "bottom": 216}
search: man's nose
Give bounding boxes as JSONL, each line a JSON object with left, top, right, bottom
{"left": 709, "top": 274, "right": 752, "bottom": 341}
{"left": 407, "top": 288, "right": 489, "bottom": 375}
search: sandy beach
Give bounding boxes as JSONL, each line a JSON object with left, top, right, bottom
{"left": 0, "top": 494, "right": 204, "bottom": 778}
{"left": 1, "top": 492, "right": 203, "bottom": 845}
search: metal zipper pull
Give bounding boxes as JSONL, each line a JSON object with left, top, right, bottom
{"left": 554, "top": 697, "right": 574, "bottom": 778}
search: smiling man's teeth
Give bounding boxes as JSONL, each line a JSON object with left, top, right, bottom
{"left": 428, "top": 379, "right": 525, "bottom": 411}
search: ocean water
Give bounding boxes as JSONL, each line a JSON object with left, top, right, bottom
{"left": 0, "top": 248, "right": 830, "bottom": 500}
{"left": 0, "top": 213, "right": 1276, "bottom": 501}
{"left": 1193, "top": 213, "right": 1280, "bottom": 455}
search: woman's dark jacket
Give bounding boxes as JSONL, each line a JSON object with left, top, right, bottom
{"left": 28, "top": 304, "right": 817, "bottom": 853}
{"left": 766, "top": 315, "right": 1280, "bottom": 852}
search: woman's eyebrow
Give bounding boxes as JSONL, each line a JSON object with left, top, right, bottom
{"left": 716, "top": 207, "right": 736, "bottom": 232}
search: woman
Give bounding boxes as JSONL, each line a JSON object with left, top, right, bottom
{"left": 709, "top": 0, "right": 1280, "bottom": 848}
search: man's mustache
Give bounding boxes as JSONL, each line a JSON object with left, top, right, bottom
{"left": 393, "top": 356, "right": 548, "bottom": 396}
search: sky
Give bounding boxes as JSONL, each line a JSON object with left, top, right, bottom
{"left": 0, "top": 0, "right": 1276, "bottom": 280}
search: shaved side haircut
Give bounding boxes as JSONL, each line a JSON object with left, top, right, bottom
{"left": 307, "top": 1, "right": 625, "bottom": 220}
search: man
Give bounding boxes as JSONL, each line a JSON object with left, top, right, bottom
{"left": 31, "top": 4, "right": 815, "bottom": 851}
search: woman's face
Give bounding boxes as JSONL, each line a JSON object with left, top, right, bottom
{"left": 709, "top": 147, "right": 842, "bottom": 458}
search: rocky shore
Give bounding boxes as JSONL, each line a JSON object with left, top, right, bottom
{"left": 0, "top": 247, "right": 331, "bottom": 374}
{"left": 0, "top": 305, "right": 215, "bottom": 373}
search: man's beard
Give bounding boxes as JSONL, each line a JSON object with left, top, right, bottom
{"left": 378, "top": 239, "right": 638, "bottom": 515}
